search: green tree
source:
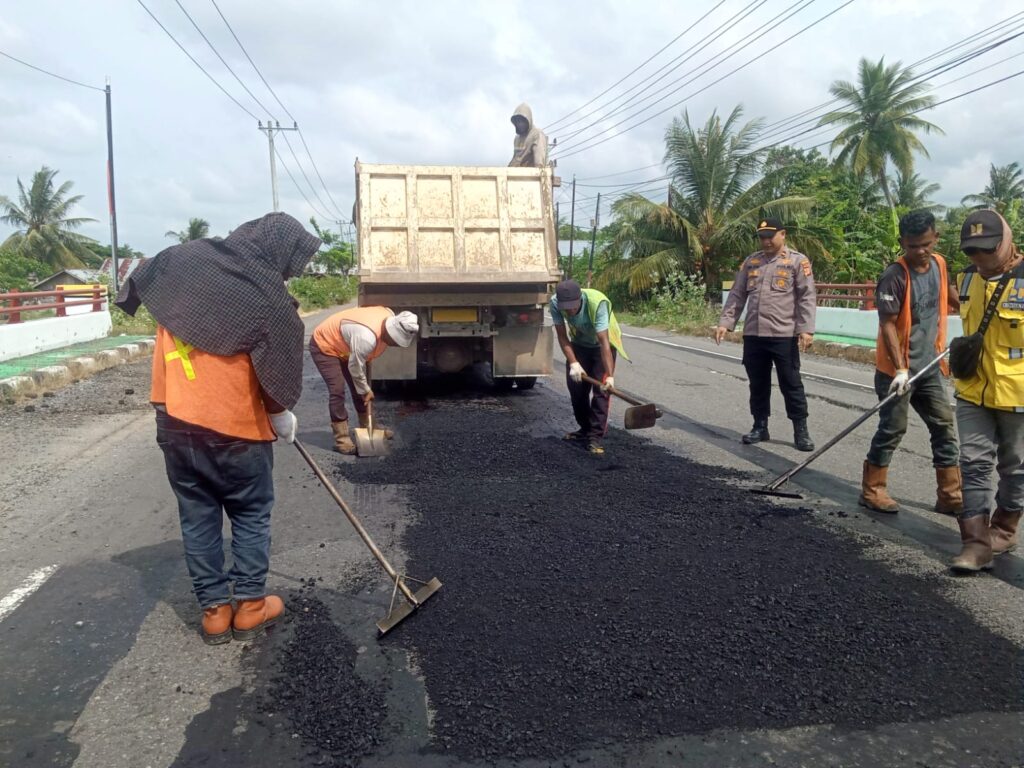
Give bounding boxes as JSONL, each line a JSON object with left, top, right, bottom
{"left": 0, "top": 248, "right": 42, "bottom": 291}
{"left": 891, "top": 170, "right": 943, "bottom": 212}
{"left": 165, "top": 218, "right": 210, "bottom": 243}
{"left": 820, "top": 58, "right": 942, "bottom": 209}
{"left": 604, "top": 106, "right": 814, "bottom": 295}
{"left": 83, "top": 242, "right": 145, "bottom": 268}
{"left": 309, "top": 217, "right": 354, "bottom": 274}
{"left": 961, "top": 161, "right": 1024, "bottom": 213}
{"left": 0, "top": 166, "right": 97, "bottom": 269}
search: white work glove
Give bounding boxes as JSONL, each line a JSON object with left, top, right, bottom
{"left": 601, "top": 375, "right": 615, "bottom": 392}
{"left": 269, "top": 409, "right": 297, "bottom": 444}
{"left": 888, "top": 369, "right": 910, "bottom": 396}
{"left": 569, "top": 361, "right": 585, "bottom": 383}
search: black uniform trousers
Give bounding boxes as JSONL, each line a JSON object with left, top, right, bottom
{"left": 742, "top": 336, "right": 808, "bottom": 422}
{"left": 567, "top": 343, "right": 616, "bottom": 439}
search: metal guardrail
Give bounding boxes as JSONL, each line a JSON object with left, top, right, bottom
{"left": 815, "top": 283, "right": 875, "bottom": 310}
{"left": 0, "top": 285, "right": 108, "bottom": 324}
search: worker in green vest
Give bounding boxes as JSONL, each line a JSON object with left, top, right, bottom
{"left": 550, "top": 279, "right": 629, "bottom": 455}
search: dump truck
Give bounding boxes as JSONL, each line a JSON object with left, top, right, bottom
{"left": 354, "top": 161, "right": 560, "bottom": 388}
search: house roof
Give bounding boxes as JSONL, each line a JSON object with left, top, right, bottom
{"left": 32, "top": 269, "right": 103, "bottom": 288}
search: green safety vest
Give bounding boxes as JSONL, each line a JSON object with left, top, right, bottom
{"left": 566, "top": 288, "right": 629, "bottom": 361}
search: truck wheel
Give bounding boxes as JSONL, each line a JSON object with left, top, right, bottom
{"left": 516, "top": 377, "right": 537, "bottom": 390}
{"left": 493, "top": 377, "right": 515, "bottom": 392}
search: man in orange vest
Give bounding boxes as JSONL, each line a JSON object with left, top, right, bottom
{"left": 860, "top": 210, "right": 961, "bottom": 515}
{"left": 310, "top": 307, "right": 420, "bottom": 453}
{"left": 116, "top": 213, "right": 321, "bottom": 645}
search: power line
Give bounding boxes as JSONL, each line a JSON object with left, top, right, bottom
{"left": 0, "top": 49, "right": 104, "bottom": 92}
{"left": 575, "top": 163, "right": 663, "bottom": 182}
{"left": 274, "top": 146, "right": 333, "bottom": 221}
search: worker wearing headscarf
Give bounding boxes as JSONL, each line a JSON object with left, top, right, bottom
{"left": 509, "top": 103, "right": 549, "bottom": 168}
{"left": 115, "top": 212, "right": 321, "bottom": 645}
{"left": 310, "top": 307, "right": 420, "bottom": 453}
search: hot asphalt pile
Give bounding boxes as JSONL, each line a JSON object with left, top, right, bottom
{"left": 333, "top": 389, "right": 1022, "bottom": 763}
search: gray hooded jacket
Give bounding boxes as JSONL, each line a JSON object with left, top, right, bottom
{"left": 509, "top": 103, "right": 549, "bottom": 168}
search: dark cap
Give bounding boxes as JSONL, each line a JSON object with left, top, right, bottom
{"left": 756, "top": 217, "right": 785, "bottom": 236}
{"left": 960, "top": 209, "right": 1004, "bottom": 251}
{"left": 555, "top": 279, "right": 582, "bottom": 312}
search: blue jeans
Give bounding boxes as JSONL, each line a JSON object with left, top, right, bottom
{"left": 155, "top": 411, "right": 275, "bottom": 608}
{"left": 866, "top": 370, "right": 958, "bottom": 468}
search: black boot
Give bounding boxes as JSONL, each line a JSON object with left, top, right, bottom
{"left": 793, "top": 419, "right": 814, "bottom": 452}
{"left": 742, "top": 419, "right": 770, "bottom": 444}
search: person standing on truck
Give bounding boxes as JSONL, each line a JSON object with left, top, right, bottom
{"left": 509, "top": 103, "right": 549, "bottom": 168}
{"left": 715, "top": 217, "right": 817, "bottom": 452}
{"left": 859, "top": 210, "right": 961, "bottom": 516}
{"left": 310, "top": 307, "right": 420, "bottom": 454}
{"left": 551, "top": 279, "right": 629, "bottom": 456}
{"left": 114, "top": 212, "right": 321, "bottom": 645}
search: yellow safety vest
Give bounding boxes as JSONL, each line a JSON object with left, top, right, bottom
{"left": 955, "top": 266, "right": 1024, "bottom": 411}
{"left": 566, "top": 288, "right": 630, "bottom": 361}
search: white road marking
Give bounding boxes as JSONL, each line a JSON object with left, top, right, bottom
{"left": 0, "top": 565, "right": 59, "bottom": 623}
{"left": 621, "top": 332, "right": 875, "bottom": 392}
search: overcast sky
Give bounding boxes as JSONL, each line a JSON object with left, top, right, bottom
{"left": 2, "top": 0, "right": 1022, "bottom": 257}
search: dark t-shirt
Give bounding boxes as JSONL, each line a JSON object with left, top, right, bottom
{"left": 876, "top": 260, "right": 940, "bottom": 375}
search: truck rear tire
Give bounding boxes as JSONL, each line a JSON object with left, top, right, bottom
{"left": 516, "top": 377, "right": 537, "bottom": 390}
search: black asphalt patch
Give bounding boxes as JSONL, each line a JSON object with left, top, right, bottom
{"left": 334, "top": 389, "right": 1023, "bottom": 764}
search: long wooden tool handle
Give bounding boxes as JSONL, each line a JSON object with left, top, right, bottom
{"left": 293, "top": 438, "right": 417, "bottom": 604}
{"left": 580, "top": 374, "right": 645, "bottom": 407}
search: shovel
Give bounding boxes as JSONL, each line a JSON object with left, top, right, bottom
{"left": 751, "top": 350, "right": 948, "bottom": 499}
{"left": 354, "top": 400, "right": 389, "bottom": 458}
{"left": 581, "top": 374, "right": 662, "bottom": 429}
{"left": 293, "top": 438, "right": 442, "bottom": 635}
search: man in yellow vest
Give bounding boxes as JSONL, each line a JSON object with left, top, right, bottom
{"left": 860, "top": 210, "right": 961, "bottom": 515}
{"left": 550, "top": 279, "right": 629, "bottom": 456}
{"left": 951, "top": 209, "right": 1024, "bottom": 573}
{"left": 115, "top": 212, "right": 321, "bottom": 645}
{"left": 310, "top": 307, "right": 420, "bottom": 454}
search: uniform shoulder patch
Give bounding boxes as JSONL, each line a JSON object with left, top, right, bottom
{"left": 801, "top": 259, "right": 812, "bottom": 277}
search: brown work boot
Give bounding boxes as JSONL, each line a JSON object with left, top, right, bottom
{"left": 331, "top": 420, "right": 357, "bottom": 454}
{"left": 232, "top": 595, "right": 285, "bottom": 641}
{"left": 357, "top": 411, "right": 393, "bottom": 439}
{"left": 201, "top": 604, "right": 234, "bottom": 646}
{"left": 991, "top": 508, "right": 1022, "bottom": 555}
{"left": 934, "top": 466, "right": 963, "bottom": 515}
{"left": 950, "top": 515, "right": 994, "bottom": 573}
{"left": 858, "top": 461, "right": 899, "bottom": 513}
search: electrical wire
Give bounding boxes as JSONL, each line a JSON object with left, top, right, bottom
{"left": 0, "top": 49, "right": 104, "bottom": 92}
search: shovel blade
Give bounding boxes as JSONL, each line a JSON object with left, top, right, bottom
{"left": 377, "top": 577, "right": 443, "bottom": 635}
{"left": 354, "top": 427, "right": 389, "bottom": 457}
{"left": 623, "top": 403, "right": 660, "bottom": 430}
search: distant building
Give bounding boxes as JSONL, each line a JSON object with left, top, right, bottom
{"left": 99, "top": 258, "right": 148, "bottom": 284}
{"left": 32, "top": 269, "right": 103, "bottom": 292}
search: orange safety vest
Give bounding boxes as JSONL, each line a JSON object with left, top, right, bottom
{"left": 311, "top": 306, "right": 395, "bottom": 361}
{"left": 875, "top": 253, "right": 949, "bottom": 377}
{"left": 150, "top": 326, "right": 275, "bottom": 441}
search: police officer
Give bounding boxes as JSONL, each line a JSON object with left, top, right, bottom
{"left": 950, "top": 209, "right": 1024, "bottom": 573}
{"left": 715, "top": 217, "right": 817, "bottom": 451}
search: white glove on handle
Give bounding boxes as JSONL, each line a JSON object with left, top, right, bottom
{"left": 601, "top": 375, "right": 615, "bottom": 392}
{"left": 270, "top": 410, "right": 298, "bottom": 444}
{"left": 888, "top": 369, "right": 910, "bottom": 396}
{"left": 569, "top": 361, "right": 585, "bottom": 383}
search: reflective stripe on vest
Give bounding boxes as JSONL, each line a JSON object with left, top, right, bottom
{"left": 165, "top": 336, "right": 197, "bottom": 381}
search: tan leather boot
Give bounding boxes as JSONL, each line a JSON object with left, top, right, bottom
{"left": 950, "top": 515, "right": 993, "bottom": 573}
{"left": 357, "top": 411, "right": 393, "bottom": 440}
{"left": 232, "top": 595, "right": 285, "bottom": 641}
{"left": 990, "top": 508, "right": 1022, "bottom": 555}
{"left": 331, "top": 420, "right": 356, "bottom": 454}
{"left": 858, "top": 461, "right": 899, "bottom": 513}
{"left": 934, "top": 466, "right": 963, "bottom": 515}
{"left": 201, "top": 604, "right": 234, "bottom": 645}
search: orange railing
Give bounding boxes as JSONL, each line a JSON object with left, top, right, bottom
{"left": 0, "top": 285, "right": 108, "bottom": 324}
{"left": 816, "top": 283, "right": 875, "bottom": 310}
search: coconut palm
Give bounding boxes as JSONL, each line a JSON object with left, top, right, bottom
{"left": 165, "top": 217, "right": 211, "bottom": 243}
{"left": 0, "top": 166, "right": 97, "bottom": 269}
{"left": 819, "top": 58, "right": 942, "bottom": 209}
{"left": 604, "top": 106, "right": 815, "bottom": 295}
{"left": 891, "top": 170, "right": 943, "bottom": 212}
{"left": 961, "top": 162, "right": 1024, "bottom": 212}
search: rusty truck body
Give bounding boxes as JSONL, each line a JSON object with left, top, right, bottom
{"left": 354, "top": 161, "right": 560, "bottom": 388}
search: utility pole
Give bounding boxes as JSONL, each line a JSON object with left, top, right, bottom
{"left": 257, "top": 120, "right": 298, "bottom": 212}
{"left": 555, "top": 202, "right": 561, "bottom": 275}
{"left": 105, "top": 80, "right": 120, "bottom": 292}
{"left": 568, "top": 175, "right": 576, "bottom": 280}
{"left": 587, "top": 193, "right": 601, "bottom": 288}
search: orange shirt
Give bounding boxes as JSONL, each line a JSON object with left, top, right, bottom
{"left": 150, "top": 326, "right": 275, "bottom": 441}
{"left": 311, "top": 306, "right": 394, "bottom": 360}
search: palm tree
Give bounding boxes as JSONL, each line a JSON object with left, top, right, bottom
{"left": 0, "top": 166, "right": 97, "bottom": 269}
{"left": 961, "top": 162, "right": 1024, "bottom": 212}
{"left": 891, "top": 170, "right": 943, "bottom": 212}
{"left": 819, "top": 58, "right": 942, "bottom": 209}
{"left": 604, "top": 106, "right": 815, "bottom": 295}
{"left": 165, "top": 217, "right": 210, "bottom": 243}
